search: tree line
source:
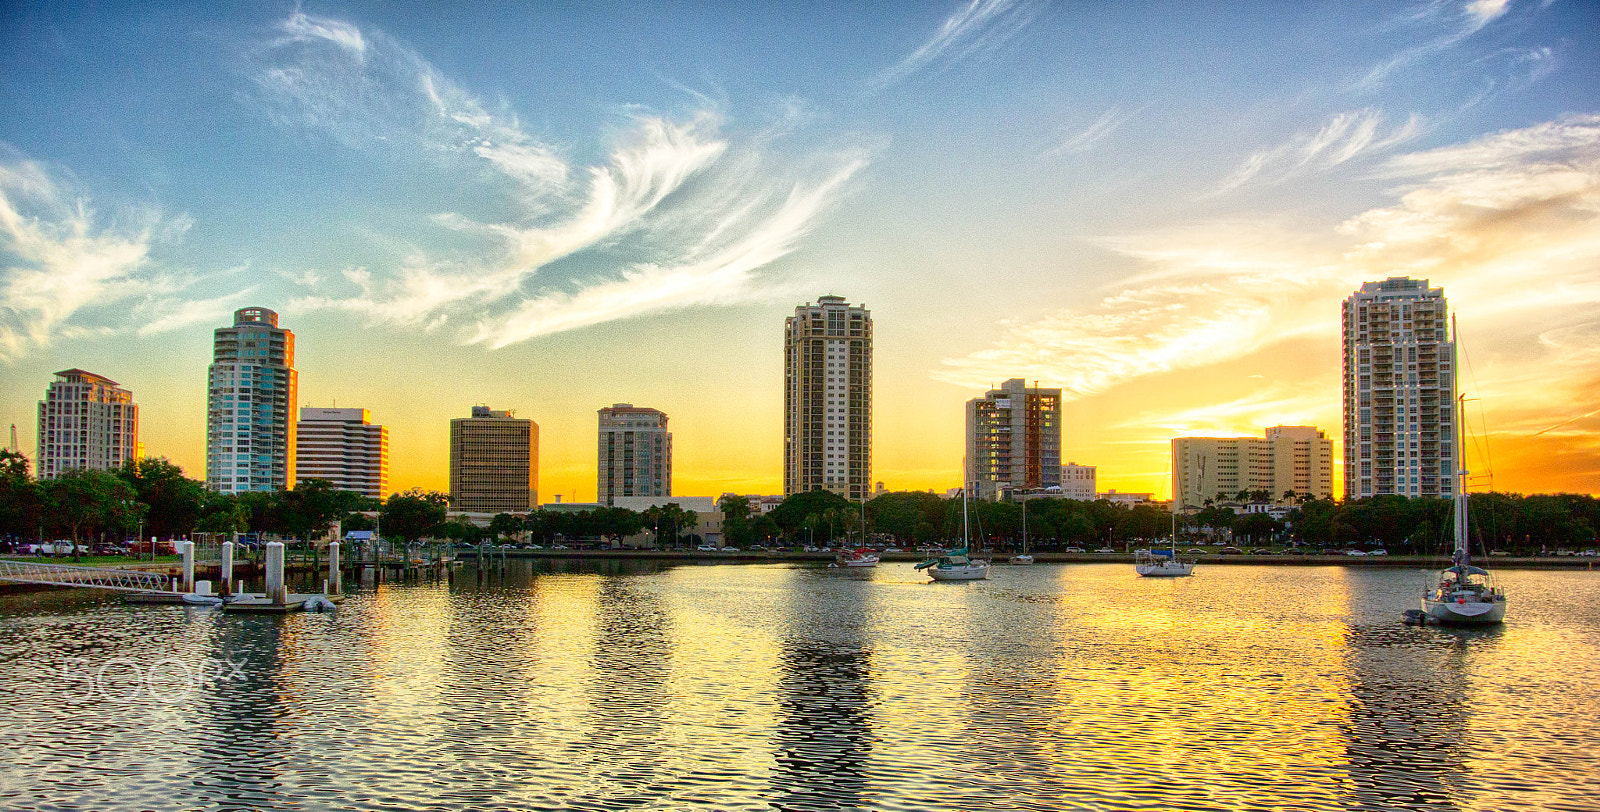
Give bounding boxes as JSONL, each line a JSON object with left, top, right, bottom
{"left": 3, "top": 449, "right": 1594, "bottom": 556}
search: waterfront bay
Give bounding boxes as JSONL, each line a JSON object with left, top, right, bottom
{"left": 3, "top": 563, "right": 1598, "bottom": 812}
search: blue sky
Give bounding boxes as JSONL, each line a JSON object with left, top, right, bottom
{"left": 3, "top": 0, "right": 1598, "bottom": 498}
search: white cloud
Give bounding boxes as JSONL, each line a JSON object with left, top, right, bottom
{"left": 264, "top": 12, "right": 866, "bottom": 346}
{"left": 0, "top": 155, "right": 163, "bottom": 362}
{"left": 135, "top": 287, "right": 258, "bottom": 336}
{"left": 1045, "top": 106, "right": 1137, "bottom": 157}
{"left": 938, "top": 115, "right": 1600, "bottom": 422}
{"left": 469, "top": 158, "right": 865, "bottom": 348}
{"left": 1212, "top": 110, "right": 1423, "bottom": 196}
{"left": 870, "top": 0, "right": 1044, "bottom": 91}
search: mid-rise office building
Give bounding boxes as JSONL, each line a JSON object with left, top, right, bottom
{"left": 784, "top": 295, "right": 872, "bottom": 501}
{"left": 1342, "top": 277, "right": 1455, "bottom": 498}
{"left": 450, "top": 405, "right": 537, "bottom": 513}
{"left": 206, "top": 308, "right": 296, "bottom": 493}
{"left": 1172, "top": 426, "right": 1334, "bottom": 509}
{"left": 36, "top": 369, "right": 139, "bottom": 479}
{"left": 1060, "top": 462, "right": 1097, "bottom": 500}
{"left": 598, "top": 404, "right": 671, "bottom": 506}
{"left": 295, "top": 407, "right": 389, "bottom": 499}
{"left": 965, "top": 378, "right": 1062, "bottom": 500}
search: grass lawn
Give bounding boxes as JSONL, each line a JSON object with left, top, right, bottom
{"left": 2, "top": 555, "right": 183, "bottom": 566}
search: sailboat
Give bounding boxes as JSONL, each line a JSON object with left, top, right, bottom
{"left": 1009, "top": 497, "right": 1034, "bottom": 565}
{"left": 1135, "top": 500, "right": 1194, "bottom": 577}
{"left": 917, "top": 485, "right": 990, "bottom": 581}
{"left": 1420, "top": 392, "right": 1507, "bottom": 625}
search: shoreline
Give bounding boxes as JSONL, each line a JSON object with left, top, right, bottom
{"left": 458, "top": 549, "right": 1600, "bottom": 570}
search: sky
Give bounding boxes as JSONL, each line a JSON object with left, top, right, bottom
{"left": 2, "top": 0, "right": 1598, "bottom": 501}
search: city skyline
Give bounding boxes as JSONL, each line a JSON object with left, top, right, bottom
{"left": 2, "top": 2, "right": 1598, "bottom": 499}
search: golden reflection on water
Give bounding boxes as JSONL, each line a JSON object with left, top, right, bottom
{"left": 3, "top": 560, "right": 1599, "bottom": 811}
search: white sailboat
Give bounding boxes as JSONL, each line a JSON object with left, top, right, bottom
{"left": 1136, "top": 498, "right": 1194, "bottom": 577}
{"left": 1010, "top": 498, "right": 1034, "bottom": 565}
{"left": 917, "top": 485, "right": 990, "bottom": 581}
{"left": 1421, "top": 392, "right": 1507, "bottom": 625}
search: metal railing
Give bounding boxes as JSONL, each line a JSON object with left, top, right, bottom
{"left": 0, "top": 560, "right": 169, "bottom": 592}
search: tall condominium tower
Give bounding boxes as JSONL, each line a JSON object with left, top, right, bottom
{"left": 206, "top": 307, "right": 296, "bottom": 493}
{"left": 1172, "top": 426, "right": 1334, "bottom": 509}
{"left": 965, "top": 378, "right": 1062, "bottom": 500}
{"left": 36, "top": 369, "right": 139, "bottom": 479}
{"left": 295, "top": 407, "right": 389, "bottom": 499}
{"left": 784, "top": 295, "right": 872, "bottom": 501}
{"left": 450, "top": 406, "right": 537, "bottom": 513}
{"left": 598, "top": 404, "right": 671, "bottom": 506}
{"left": 1342, "top": 278, "right": 1455, "bottom": 499}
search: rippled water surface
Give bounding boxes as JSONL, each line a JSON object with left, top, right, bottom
{"left": 3, "top": 561, "right": 1599, "bottom": 811}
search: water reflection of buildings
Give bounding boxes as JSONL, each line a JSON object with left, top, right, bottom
{"left": 579, "top": 575, "right": 672, "bottom": 805}
{"left": 1340, "top": 616, "right": 1499, "bottom": 810}
{"left": 768, "top": 569, "right": 876, "bottom": 812}
{"left": 191, "top": 612, "right": 292, "bottom": 809}
{"left": 771, "top": 640, "right": 873, "bottom": 811}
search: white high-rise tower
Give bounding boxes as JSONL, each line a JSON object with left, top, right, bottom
{"left": 784, "top": 295, "right": 872, "bottom": 501}
{"left": 1342, "top": 278, "right": 1456, "bottom": 499}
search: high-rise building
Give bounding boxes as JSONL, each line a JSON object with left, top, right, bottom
{"left": 1342, "top": 277, "right": 1455, "bottom": 499}
{"left": 1172, "top": 426, "right": 1335, "bottom": 509}
{"left": 206, "top": 307, "right": 296, "bottom": 493}
{"left": 450, "top": 406, "right": 537, "bottom": 513}
{"left": 965, "top": 378, "right": 1062, "bottom": 500}
{"left": 784, "top": 295, "right": 872, "bottom": 501}
{"left": 598, "top": 404, "right": 670, "bottom": 506}
{"left": 36, "top": 369, "right": 139, "bottom": 479}
{"left": 1060, "top": 462, "right": 1097, "bottom": 500}
{"left": 295, "top": 407, "right": 389, "bottom": 499}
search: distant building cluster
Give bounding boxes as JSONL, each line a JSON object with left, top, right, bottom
{"left": 1172, "top": 426, "right": 1335, "bottom": 510}
{"left": 25, "top": 278, "right": 1459, "bottom": 511}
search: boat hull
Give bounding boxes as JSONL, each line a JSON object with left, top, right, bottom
{"left": 927, "top": 564, "right": 989, "bottom": 581}
{"left": 842, "top": 557, "right": 879, "bottom": 567}
{"left": 1422, "top": 596, "right": 1506, "bottom": 625}
{"left": 1135, "top": 562, "right": 1193, "bottom": 578}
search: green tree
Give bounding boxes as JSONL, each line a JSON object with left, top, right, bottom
{"left": 116, "top": 457, "right": 207, "bottom": 539}
{"left": 381, "top": 489, "right": 449, "bottom": 544}
{"left": 718, "top": 495, "right": 753, "bottom": 548}
{"left": 41, "top": 469, "right": 138, "bottom": 557}
{"left": 768, "top": 490, "right": 854, "bottom": 542}
{"left": 0, "top": 449, "right": 43, "bottom": 543}
{"left": 489, "top": 512, "right": 523, "bottom": 544}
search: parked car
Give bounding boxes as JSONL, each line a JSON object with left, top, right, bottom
{"left": 1250, "top": 548, "right": 1272, "bottom": 555}
{"left": 1095, "top": 546, "right": 1115, "bottom": 553}
{"left": 1345, "top": 549, "right": 1367, "bottom": 556}
{"left": 1186, "top": 548, "right": 1207, "bottom": 554}
{"left": 1064, "top": 546, "right": 1086, "bottom": 553}
{"left": 1368, "top": 549, "right": 1387, "bottom": 556}
{"left": 1219, "top": 546, "right": 1243, "bottom": 555}
{"left": 697, "top": 544, "right": 718, "bottom": 551}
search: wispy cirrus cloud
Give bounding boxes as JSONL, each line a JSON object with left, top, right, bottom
{"left": 869, "top": 0, "right": 1045, "bottom": 91}
{"left": 938, "top": 114, "right": 1600, "bottom": 431}
{"left": 1212, "top": 109, "right": 1423, "bottom": 196}
{"left": 257, "top": 11, "right": 862, "bottom": 346}
{"left": 469, "top": 157, "right": 865, "bottom": 348}
{"left": 1355, "top": 0, "right": 1518, "bottom": 91}
{"left": 0, "top": 152, "right": 172, "bottom": 362}
{"left": 1044, "top": 106, "right": 1138, "bottom": 157}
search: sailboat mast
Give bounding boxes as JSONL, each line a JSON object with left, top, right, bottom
{"left": 962, "top": 484, "right": 970, "bottom": 547}
{"left": 1455, "top": 391, "right": 1469, "bottom": 566}
{"left": 1451, "top": 314, "right": 1469, "bottom": 567}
